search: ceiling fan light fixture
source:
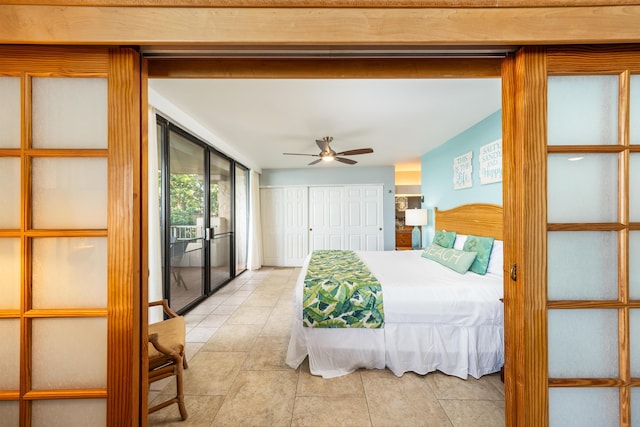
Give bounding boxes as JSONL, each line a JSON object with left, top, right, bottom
{"left": 283, "top": 136, "right": 373, "bottom": 166}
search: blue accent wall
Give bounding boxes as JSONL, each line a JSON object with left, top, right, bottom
{"left": 421, "top": 109, "right": 502, "bottom": 244}
{"left": 261, "top": 166, "right": 396, "bottom": 250}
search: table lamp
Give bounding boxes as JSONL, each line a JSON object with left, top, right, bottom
{"left": 405, "top": 208, "right": 428, "bottom": 250}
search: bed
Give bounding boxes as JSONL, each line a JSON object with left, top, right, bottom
{"left": 285, "top": 203, "right": 504, "bottom": 379}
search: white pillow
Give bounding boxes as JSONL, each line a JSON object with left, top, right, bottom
{"left": 486, "top": 240, "right": 504, "bottom": 276}
{"left": 453, "top": 234, "right": 467, "bottom": 250}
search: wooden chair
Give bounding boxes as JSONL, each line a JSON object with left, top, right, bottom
{"left": 148, "top": 299, "right": 188, "bottom": 420}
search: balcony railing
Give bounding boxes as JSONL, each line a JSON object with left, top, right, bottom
{"left": 170, "top": 225, "right": 198, "bottom": 240}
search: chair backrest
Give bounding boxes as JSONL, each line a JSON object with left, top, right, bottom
{"left": 170, "top": 239, "right": 189, "bottom": 260}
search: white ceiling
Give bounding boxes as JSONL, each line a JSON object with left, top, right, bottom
{"left": 148, "top": 78, "right": 501, "bottom": 171}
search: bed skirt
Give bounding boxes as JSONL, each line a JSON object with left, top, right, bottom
{"left": 285, "top": 320, "right": 504, "bottom": 379}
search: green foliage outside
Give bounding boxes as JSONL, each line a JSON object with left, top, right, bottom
{"left": 165, "top": 173, "right": 219, "bottom": 226}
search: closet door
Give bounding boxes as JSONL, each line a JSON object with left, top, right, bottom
{"left": 284, "top": 187, "right": 309, "bottom": 266}
{"left": 308, "top": 186, "right": 344, "bottom": 251}
{"left": 260, "top": 188, "right": 284, "bottom": 266}
{"left": 344, "top": 185, "right": 383, "bottom": 251}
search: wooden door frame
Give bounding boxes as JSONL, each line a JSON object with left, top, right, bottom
{"left": 502, "top": 47, "right": 549, "bottom": 426}
{"left": 145, "top": 53, "right": 515, "bottom": 416}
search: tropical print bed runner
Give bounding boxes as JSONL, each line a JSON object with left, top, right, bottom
{"left": 303, "top": 250, "right": 384, "bottom": 328}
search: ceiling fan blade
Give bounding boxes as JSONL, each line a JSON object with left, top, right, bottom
{"left": 316, "top": 138, "right": 329, "bottom": 152}
{"left": 335, "top": 148, "right": 374, "bottom": 156}
{"left": 335, "top": 157, "right": 357, "bottom": 165}
{"left": 308, "top": 158, "right": 323, "bottom": 166}
{"left": 283, "top": 153, "right": 319, "bottom": 157}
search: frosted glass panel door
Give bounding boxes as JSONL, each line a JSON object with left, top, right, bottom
{"left": 0, "top": 77, "right": 21, "bottom": 148}
{"left": 29, "top": 75, "right": 108, "bottom": 420}
{"left": 548, "top": 75, "right": 618, "bottom": 146}
{"left": 547, "top": 70, "right": 637, "bottom": 425}
{"left": 0, "top": 158, "right": 20, "bottom": 228}
{"left": 0, "top": 67, "right": 110, "bottom": 425}
{"left": 1, "top": 45, "right": 141, "bottom": 427}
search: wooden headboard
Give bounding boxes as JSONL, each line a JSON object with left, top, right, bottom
{"left": 434, "top": 203, "right": 503, "bottom": 240}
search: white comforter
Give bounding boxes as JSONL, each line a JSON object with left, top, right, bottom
{"left": 285, "top": 250, "right": 504, "bottom": 379}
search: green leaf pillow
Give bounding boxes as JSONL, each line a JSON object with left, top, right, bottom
{"left": 462, "top": 235, "right": 495, "bottom": 275}
{"left": 421, "top": 244, "right": 477, "bottom": 274}
{"left": 432, "top": 230, "right": 457, "bottom": 249}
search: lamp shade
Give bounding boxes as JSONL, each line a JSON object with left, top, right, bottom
{"left": 405, "top": 208, "right": 428, "bottom": 226}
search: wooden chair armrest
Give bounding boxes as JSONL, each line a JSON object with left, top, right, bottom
{"left": 148, "top": 332, "right": 180, "bottom": 358}
{"left": 149, "top": 299, "right": 179, "bottom": 319}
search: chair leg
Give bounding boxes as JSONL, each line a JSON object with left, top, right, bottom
{"left": 176, "top": 356, "right": 188, "bottom": 421}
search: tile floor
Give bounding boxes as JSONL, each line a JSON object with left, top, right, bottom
{"left": 149, "top": 267, "right": 505, "bottom": 427}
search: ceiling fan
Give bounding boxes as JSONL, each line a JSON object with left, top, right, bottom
{"left": 283, "top": 136, "right": 374, "bottom": 165}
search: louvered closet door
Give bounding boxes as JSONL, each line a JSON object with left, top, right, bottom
{"left": 0, "top": 47, "right": 141, "bottom": 426}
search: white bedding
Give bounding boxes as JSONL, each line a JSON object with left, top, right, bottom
{"left": 285, "top": 250, "right": 504, "bottom": 379}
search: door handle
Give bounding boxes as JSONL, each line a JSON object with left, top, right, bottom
{"left": 204, "top": 227, "right": 215, "bottom": 240}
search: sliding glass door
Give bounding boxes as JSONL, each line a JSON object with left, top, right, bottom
{"left": 157, "top": 116, "right": 248, "bottom": 314}
{"left": 167, "top": 129, "right": 206, "bottom": 312}
{"left": 209, "top": 152, "right": 232, "bottom": 291}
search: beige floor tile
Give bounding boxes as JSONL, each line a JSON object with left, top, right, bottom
{"left": 149, "top": 376, "right": 173, "bottom": 391}
{"left": 148, "top": 394, "right": 225, "bottom": 426}
{"left": 232, "top": 289, "right": 255, "bottom": 297}
{"left": 211, "top": 304, "right": 239, "bottom": 315}
{"left": 211, "top": 370, "right": 298, "bottom": 427}
{"left": 296, "top": 361, "right": 365, "bottom": 397}
{"left": 185, "top": 342, "right": 204, "bottom": 364}
{"left": 291, "top": 396, "right": 372, "bottom": 427}
{"left": 225, "top": 305, "right": 273, "bottom": 325}
{"left": 241, "top": 335, "right": 291, "bottom": 371}
{"left": 200, "top": 324, "right": 263, "bottom": 352}
{"left": 484, "top": 373, "right": 505, "bottom": 398}
{"left": 241, "top": 292, "right": 281, "bottom": 307}
{"left": 361, "top": 370, "right": 453, "bottom": 427}
{"left": 197, "top": 314, "right": 230, "bottom": 328}
{"left": 261, "top": 311, "right": 295, "bottom": 336}
{"left": 251, "top": 285, "right": 287, "bottom": 298}
{"left": 187, "top": 303, "right": 217, "bottom": 316}
{"left": 204, "top": 295, "right": 230, "bottom": 305}
{"left": 184, "top": 314, "right": 206, "bottom": 327}
{"left": 425, "top": 372, "right": 505, "bottom": 401}
{"left": 148, "top": 390, "right": 161, "bottom": 404}
{"left": 224, "top": 294, "right": 251, "bottom": 305}
{"left": 185, "top": 326, "right": 218, "bottom": 343}
{"left": 183, "top": 351, "right": 247, "bottom": 395}
{"left": 439, "top": 399, "right": 505, "bottom": 427}
{"left": 238, "top": 281, "right": 262, "bottom": 291}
